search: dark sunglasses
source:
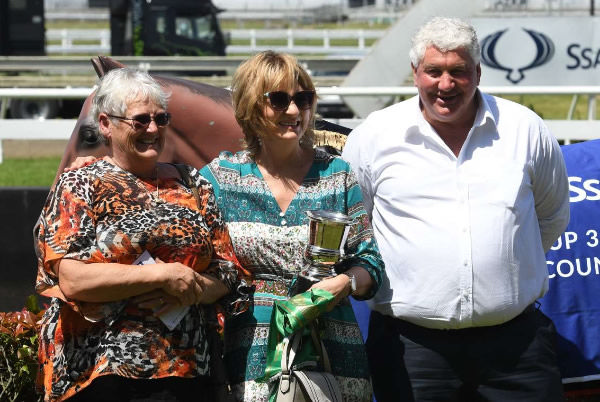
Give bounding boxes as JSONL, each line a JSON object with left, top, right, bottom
{"left": 107, "top": 112, "right": 171, "bottom": 129}
{"left": 264, "top": 90, "right": 315, "bottom": 111}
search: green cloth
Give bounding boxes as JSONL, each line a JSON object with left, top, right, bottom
{"left": 257, "top": 288, "right": 335, "bottom": 384}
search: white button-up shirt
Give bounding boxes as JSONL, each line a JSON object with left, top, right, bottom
{"left": 342, "top": 92, "right": 569, "bottom": 329}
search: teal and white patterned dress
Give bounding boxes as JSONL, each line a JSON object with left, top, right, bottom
{"left": 201, "top": 149, "right": 384, "bottom": 402}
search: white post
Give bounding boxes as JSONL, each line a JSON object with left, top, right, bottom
{"left": 323, "top": 30, "right": 330, "bottom": 49}
{"left": 588, "top": 95, "right": 597, "bottom": 120}
{"left": 100, "top": 30, "right": 110, "bottom": 51}
{"left": 358, "top": 30, "right": 365, "bottom": 49}
{"left": 287, "top": 29, "right": 294, "bottom": 49}
{"left": 567, "top": 94, "right": 578, "bottom": 120}
{"left": 250, "top": 29, "right": 256, "bottom": 50}
{"left": 62, "top": 29, "right": 71, "bottom": 53}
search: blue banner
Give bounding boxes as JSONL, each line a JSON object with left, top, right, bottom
{"left": 541, "top": 139, "right": 600, "bottom": 383}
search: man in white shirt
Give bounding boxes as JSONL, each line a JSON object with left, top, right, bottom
{"left": 342, "top": 17, "right": 570, "bottom": 401}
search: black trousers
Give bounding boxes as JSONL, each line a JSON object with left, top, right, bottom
{"left": 66, "top": 375, "right": 211, "bottom": 402}
{"left": 366, "top": 308, "right": 564, "bottom": 402}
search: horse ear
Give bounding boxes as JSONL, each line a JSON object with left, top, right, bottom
{"left": 90, "top": 56, "right": 127, "bottom": 78}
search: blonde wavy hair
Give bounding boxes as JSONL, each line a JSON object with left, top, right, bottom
{"left": 231, "top": 51, "right": 317, "bottom": 158}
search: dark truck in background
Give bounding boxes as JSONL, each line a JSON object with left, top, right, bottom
{"left": 0, "top": 0, "right": 227, "bottom": 57}
{"left": 109, "top": 0, "right": 227, "bottom": 56}
{"left": 0, "top": 0, "right": 228, "bottom": 119}
{"left": 0, "top": 0, "right": 45, "bottom": 56}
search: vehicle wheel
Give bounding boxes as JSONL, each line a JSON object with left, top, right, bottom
{"left": 9, "top": 99, "right": 59, "bottom": 119}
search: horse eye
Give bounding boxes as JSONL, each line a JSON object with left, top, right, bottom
{"left": 78, "top": 124, "right": 105, "bottom": 150}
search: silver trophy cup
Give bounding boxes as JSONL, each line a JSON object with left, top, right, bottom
{"left": 291, "top": 210, "right": 353, "bottom": 295}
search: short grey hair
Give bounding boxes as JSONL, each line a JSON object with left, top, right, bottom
{"left": 91, "top": 68, "right": 170, "bottom": 129}
{"left": 409, "top": 17, "right": 480, "bottom": 67}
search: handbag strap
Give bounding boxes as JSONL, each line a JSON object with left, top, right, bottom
{"left": 281, "top": 331, "right": 302, "bottom": 373}
{"left": 310, "top": 325, "right": 332, "bottom": 373}
{"left": 282, "top": 323, "right": 332, "bottom": 374}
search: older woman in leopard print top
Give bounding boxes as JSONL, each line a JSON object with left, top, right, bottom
{"left": 34, "top": 68, "right": 247, "bottom": 402}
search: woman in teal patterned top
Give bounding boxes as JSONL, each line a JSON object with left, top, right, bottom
{"left": 200, "top": 51, "right": 384, "bottom": 401}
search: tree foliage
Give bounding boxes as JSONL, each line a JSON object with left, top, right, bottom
{"left": 0, "top": 295, "right": 44, "bottom": 402}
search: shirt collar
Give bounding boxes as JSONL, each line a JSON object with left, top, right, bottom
{"left": 473, "top": 89, "right": 496, "bottom": 129}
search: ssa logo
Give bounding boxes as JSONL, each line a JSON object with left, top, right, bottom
{"left": 480, "top": 28, "right": 554, "bottom": 84}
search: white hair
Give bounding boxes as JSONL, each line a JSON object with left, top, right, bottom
{"left": 409, "top": 17, "right": 480, "bottom": 67}
{"left": 91, "top": 68, "right": 170, "bottom": 129}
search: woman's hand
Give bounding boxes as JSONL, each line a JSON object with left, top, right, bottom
{"left": 134, "top": 272, "right": 229, "bottom": 313}
{"left": 133, "top": 289, "right": 180, "bottom": 314}
{"left": 309, "top": 266, "right": 374, "bottom": 311}
{"left": 135, "top": 257, "right": 229, "bottom": 310}
{"left": 195, "top": 273, "right": 230, "bottom": 304}
{"left": 64, "top": 155, "right": 96, "bottom": 172}
{"left": 158, "top": 262, "right": 205, "bottom": 306}
{"left": 309, "top": 274, "right": 351, "bottom": 312}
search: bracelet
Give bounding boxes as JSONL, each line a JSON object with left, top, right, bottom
{"left": 340, "top": 272, "right": 357, "bottom": 297}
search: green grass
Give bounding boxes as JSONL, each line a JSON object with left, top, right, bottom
{"left": 0, "top": 157, "right": 61, "bottom": 187}
{"left": 498, "top": 94, "right": 597, "bottom": 120}
{"left": 46, "top": 21, "right": 109, "bottom": 30}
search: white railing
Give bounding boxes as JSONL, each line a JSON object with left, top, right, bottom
{"left": 1, "top": 85, "right": 599, "bottom": 162}
{"left": 45, "top": 29, "right": 386, "bottom": 55}
{"left": 46, "top": 29, "right": 111, "bottom": 54}
{"left": 227, "top": 29, "right": 385, "bottom": 55}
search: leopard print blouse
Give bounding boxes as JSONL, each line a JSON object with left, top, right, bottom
{"left": 34, "top": 159, "right": 244, "bottom": 401}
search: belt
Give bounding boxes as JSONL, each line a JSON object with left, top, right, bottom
{"left": 252, "top": 268, "right": 297, "bottom": 283}
{"left": 380, "top": 303, "right": 539, "bottom": 332}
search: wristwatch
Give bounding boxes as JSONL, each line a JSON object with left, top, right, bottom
{"left": 341, "top": 272, "right": 357, "bottom": 297}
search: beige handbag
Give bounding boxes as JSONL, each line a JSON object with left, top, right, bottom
{"left": 276, "top": 326, "right": 343, "bottom": 402}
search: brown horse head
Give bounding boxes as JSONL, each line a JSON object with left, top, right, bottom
{"left": 56, "top": 56, "right": 351, "bottom": 183}
{"left": 56, "top": 56, "right": 244, "bottom": 181}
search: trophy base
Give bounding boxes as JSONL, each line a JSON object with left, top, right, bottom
{"left": 289, "top": 265, "right": 336, "bottom": 296}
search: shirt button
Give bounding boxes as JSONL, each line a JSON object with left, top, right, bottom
{"left": 279, "top": 212, "right": 285, "bottom": 217}
{"left": 463, "top": 261, "right": 469, "bottom": 266}
{"left": 281, "top": 219, "right": 287, "bottom": 226}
